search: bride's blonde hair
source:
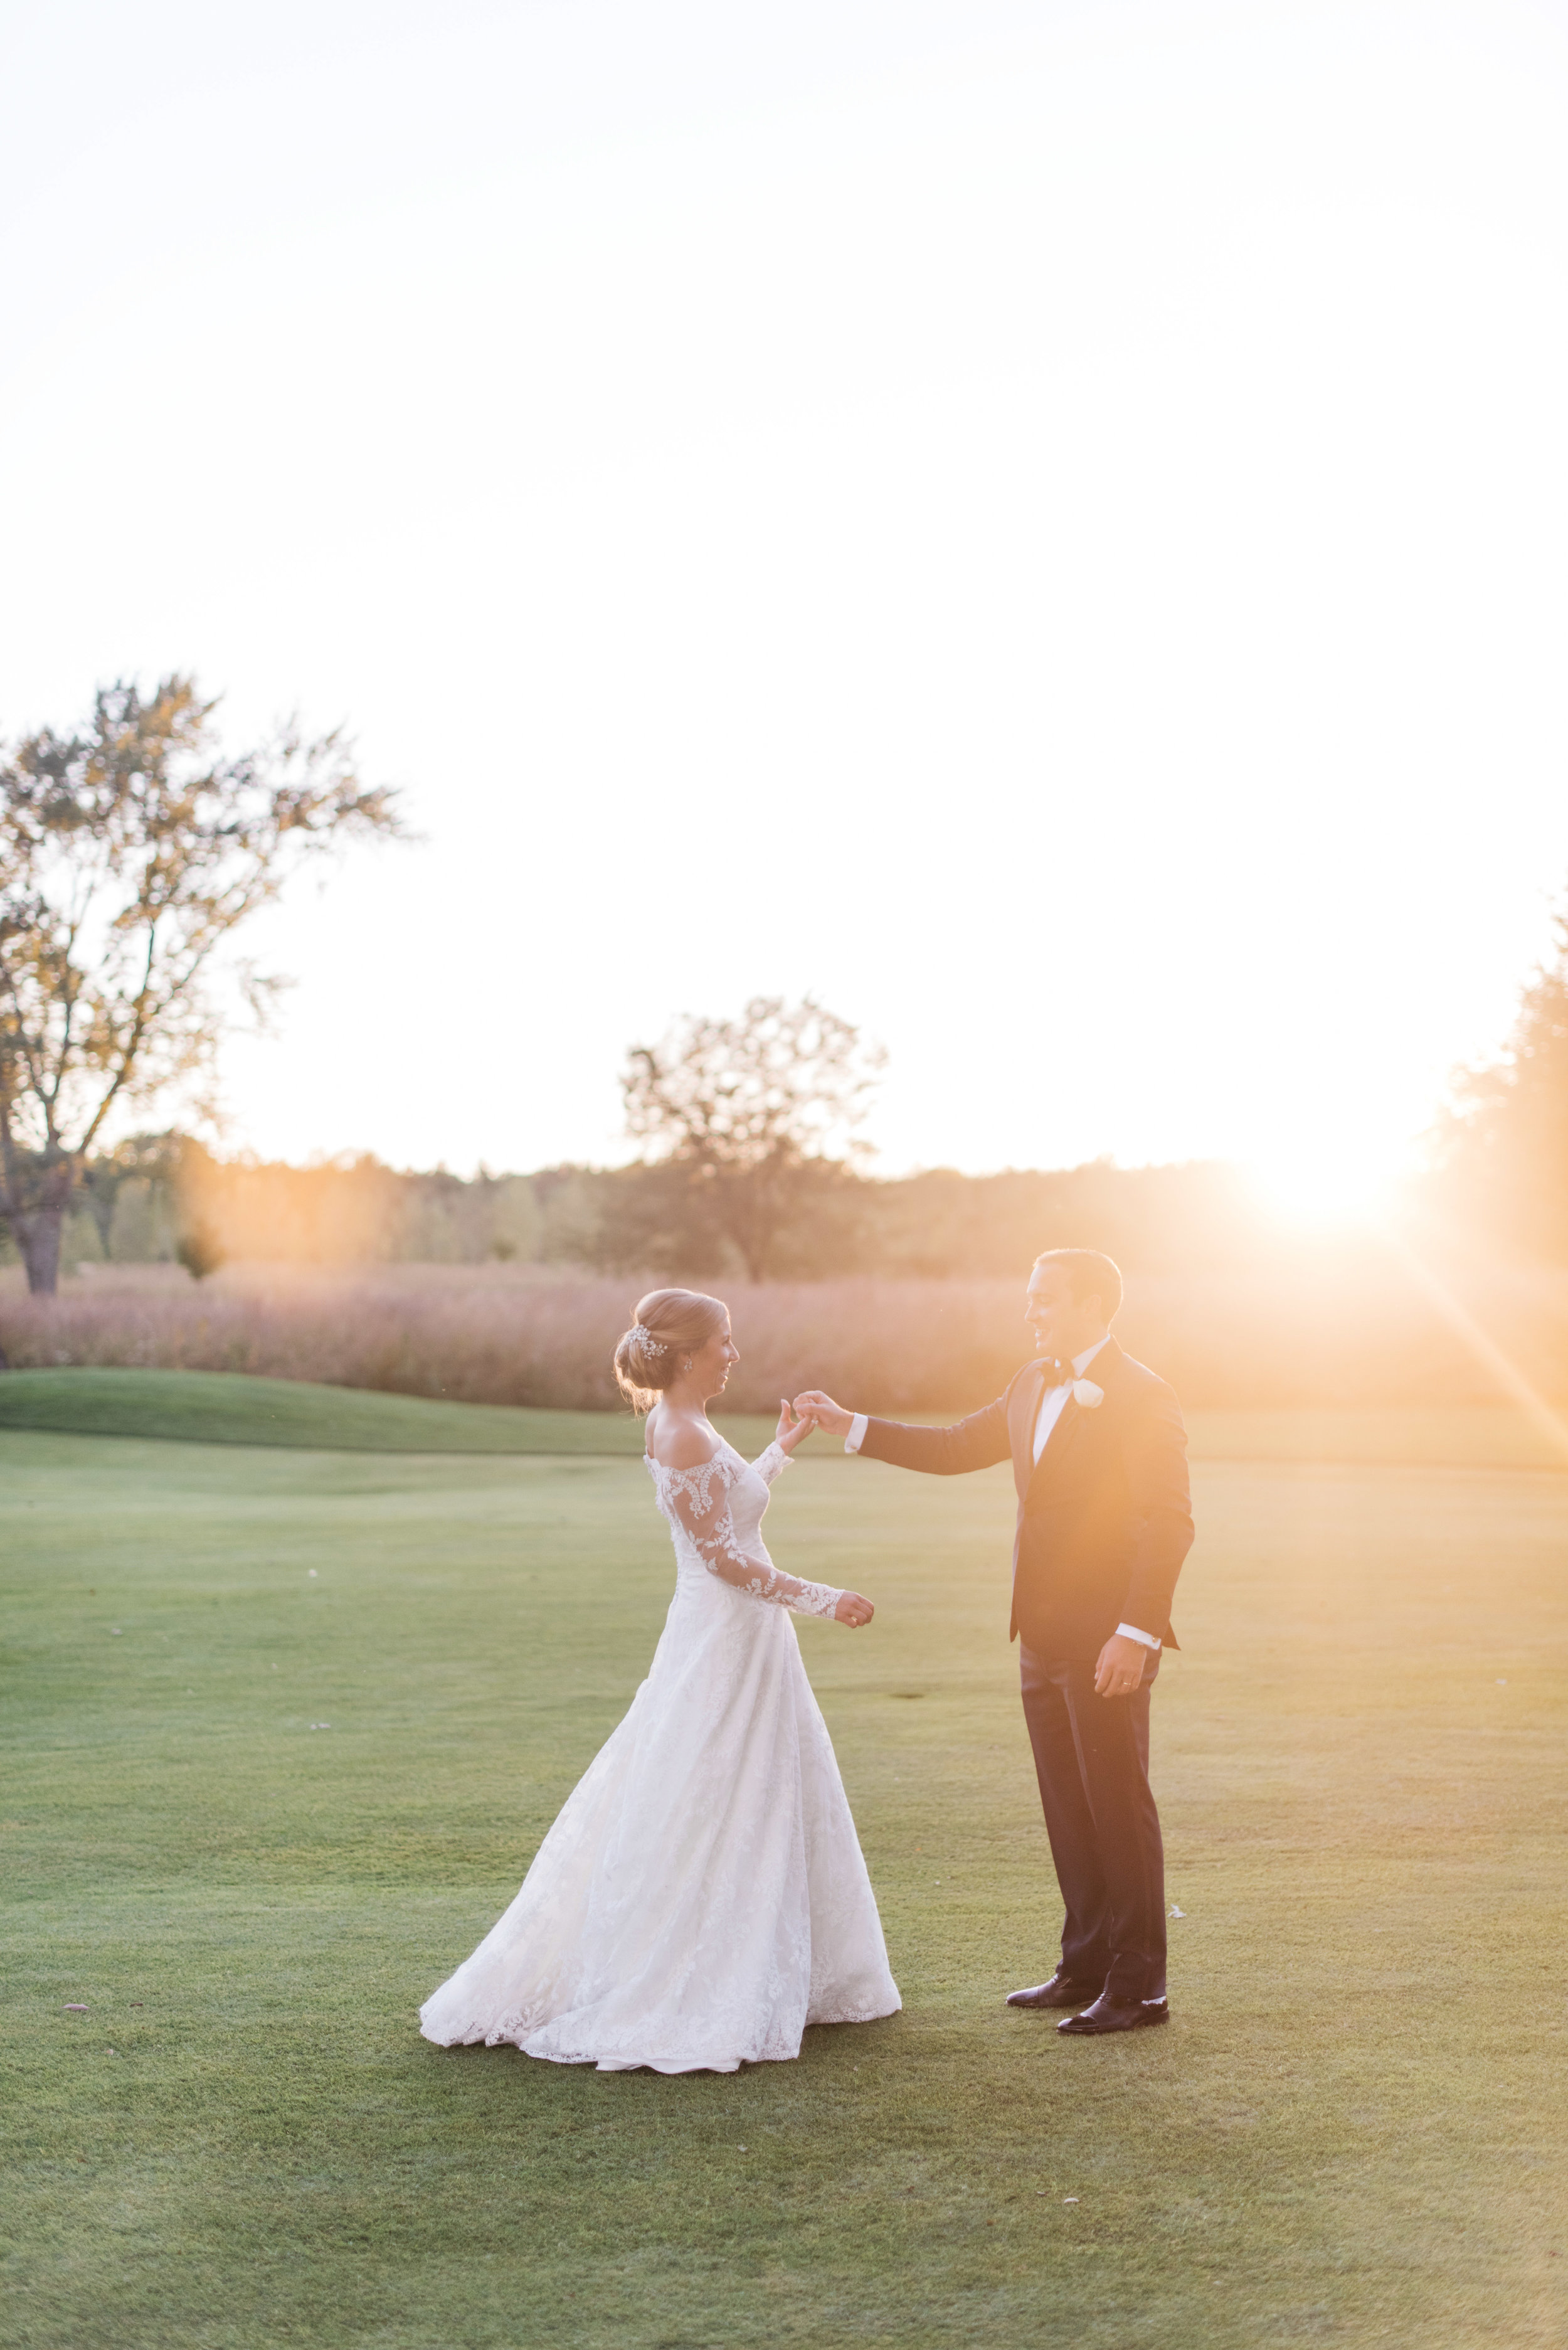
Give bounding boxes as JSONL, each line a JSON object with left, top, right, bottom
{"left": 613, "top": 1288, "right": 729, "bottom": 1413}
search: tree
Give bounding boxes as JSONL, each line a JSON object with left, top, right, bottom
{"left": 77, "top": 1130, "right": 183, "bottom": 1259}
{"left": 1434, "top": 901, "right": 1568, "bottom": 1258}
{"left": 0, "top": 675, "right": 403, "bottom": 1294}
{"left": 622, "top": 996, "right": 885, "bottom": 1280}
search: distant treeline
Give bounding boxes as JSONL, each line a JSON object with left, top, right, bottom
{"left": 19, "top": 1137, "right": 1306, "bottom": 1282}
{"left": 12, "top": 1125, "right": 1564, "bottom": 1286}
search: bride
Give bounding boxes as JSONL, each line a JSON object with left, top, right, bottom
{"left": 419, "top": 1286, "right": 901, "bottom": 2074}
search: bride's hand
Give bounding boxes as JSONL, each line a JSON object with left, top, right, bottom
{"left": 793, "top": 1388, "right": 852, "bottom": 1437}
{"left": 834, "top": 1590, "right": 874, "bottom": 1628}
{"left": 775, "top": 1399, "right": 818, "bottom": 1454}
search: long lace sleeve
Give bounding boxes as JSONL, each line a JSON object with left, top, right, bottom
{"left": 660, "top": 1456, "right": 843, "bottom": 1619}
{"left": 750, "top": 1441, "right": 792, "bottom": 1487}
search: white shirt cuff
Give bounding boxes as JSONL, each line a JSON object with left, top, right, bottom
{"left": 1116, "top": 1622, "right": 1162, "bottom": 1651}
{"left": 845, "top": 1413, "right": 868, "bottom": 1455}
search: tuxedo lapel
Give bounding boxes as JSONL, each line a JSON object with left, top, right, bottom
{"left": 1014, "top": 1358, "right": 1079, "bottom": 1497}
{"left": 1025, "top": 1337, "right": 1125, "bottom": 1498}
{"left": 1009, "top": 1363, "right": 1049, "bottom": 1500}
{"left": 1026, "top": 1392, "right": 1083, "bottom": 1496}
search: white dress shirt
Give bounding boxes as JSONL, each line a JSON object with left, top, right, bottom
{"left": 844, "top": 1332, "right": 1161, "bottom": 1652}
{"left": 1032, "top": 1334, "right": 1111, "bottom": 1460}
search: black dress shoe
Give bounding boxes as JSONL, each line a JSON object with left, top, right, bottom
{"left": 1005, "top": 1971, "right": 1103, "bottom": 2011}
{"left": 1057, "top": 1991, "right": 1170, "bottom": 2035}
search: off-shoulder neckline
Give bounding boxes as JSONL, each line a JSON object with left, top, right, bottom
{"left": 644, "top": 1435, "right": 738, "bottom": 1472}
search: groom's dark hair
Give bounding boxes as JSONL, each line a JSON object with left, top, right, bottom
{"left": 1032, "top": 1248, "right": 1123, "bottom": 1322}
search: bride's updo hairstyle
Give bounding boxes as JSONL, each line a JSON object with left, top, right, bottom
{"left": 613, "top": 1288, "right": 729, "bottom": 1413}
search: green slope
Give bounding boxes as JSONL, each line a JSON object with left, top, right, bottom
{"left": 0, "top": 1366, "right": 792, "bottom": 1457}
{"left": 0, "top": 1365, "right": 1560, "bottom": 1467}
{"left": 0, "top": 1367, "right": 614, "bottom": 1452}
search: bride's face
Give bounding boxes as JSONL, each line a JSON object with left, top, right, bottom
{"left": 687, "top": 1317, "right": 739, "bottom": 1400}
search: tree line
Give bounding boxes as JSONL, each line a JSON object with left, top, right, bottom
{"left": 1431, "top": 902, "right": 1568, "bottom": 1262}
{"left": 28, "top": 939, "right": 1568, "bottom": 1284}
{"left": 6, "top": 673, "right": 1568, "bottom": 1292}
{"left": 19, "top": 1135, "right": 1279, "bottom": 1282}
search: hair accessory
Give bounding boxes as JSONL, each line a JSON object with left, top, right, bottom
{"left": 630, "top": 1323, "right": 667, "bottom": 1356}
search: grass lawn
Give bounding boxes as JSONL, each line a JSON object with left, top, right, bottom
{"left": 0, "top": 1370, "right": 664, "bottom": 1456}
{"left": 4, "top": 1366, "right": 1565, "bottom": 1470}
{"left": 3, "top": 1400, "right": 1566, "bottom": 2347}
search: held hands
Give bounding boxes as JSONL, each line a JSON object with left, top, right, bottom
{"left": 792, "top": 1388, "right": 852, "bottom": 1437}
{"left": 775, "top": 1397, "right": 872, "bottom": 1625}
{"left": 775, "top": 1399, "right": 819, "bottom": 1455}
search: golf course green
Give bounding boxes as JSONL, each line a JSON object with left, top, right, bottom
{"left": 3, "top": 1373, "right": 1564, "bottom": 2346}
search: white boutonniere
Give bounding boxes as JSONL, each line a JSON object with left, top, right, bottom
{"left": 1071, "top": 1379, "right": 1104, "bottom": 1408}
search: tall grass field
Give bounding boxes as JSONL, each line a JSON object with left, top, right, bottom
{"left": 3, "top": 1386, "right": 1565, "bottom": 2347}
{"left": 4, "top": 1255, "right": 1568, "bottom": 1411}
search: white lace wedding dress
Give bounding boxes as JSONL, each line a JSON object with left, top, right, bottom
{"left": 419, "top": 1437, "right": 900, "bottom": 2073}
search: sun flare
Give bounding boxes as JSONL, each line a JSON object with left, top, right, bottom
{"left": 1242, "top": 1143, "right": 1406, "bottom": 1231}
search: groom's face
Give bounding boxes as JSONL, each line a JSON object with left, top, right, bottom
{"left": 1025, "top": 1263, "right": 1104, "bottom": 1362}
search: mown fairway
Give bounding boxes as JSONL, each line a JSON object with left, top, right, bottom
{"left": 3, "top": 1410, "right": 1566, "bottom": 2349}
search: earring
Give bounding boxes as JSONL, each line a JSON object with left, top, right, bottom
{"left": 682, "top": 1357, "right": 694, "bottom": 1371}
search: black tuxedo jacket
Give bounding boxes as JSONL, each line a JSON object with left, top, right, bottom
{"left": 857, "top": 1339, "right": 1194, "bottom": 1659}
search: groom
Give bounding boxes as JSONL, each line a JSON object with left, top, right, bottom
{"left": 795, "top": 1249, "right": 1194, "bottom": 2036}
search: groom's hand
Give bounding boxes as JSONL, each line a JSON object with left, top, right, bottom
{"left": 793, "top": 1389, "right": 852, "bottom": 1437}
{"left": 774, "top": 1399, "right": 818, "bottom": 1454}
{"left": 1093, "top": 1634, "right": 1150, "bottom": 1699}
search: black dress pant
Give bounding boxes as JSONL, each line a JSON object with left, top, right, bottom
{"left": 1019, "top": 1644, "right": 1166, "bottom": 2001}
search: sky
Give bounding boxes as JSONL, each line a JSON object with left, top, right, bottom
{"left": 3, "top": 0, "right": 1567, "bottom": 1205}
